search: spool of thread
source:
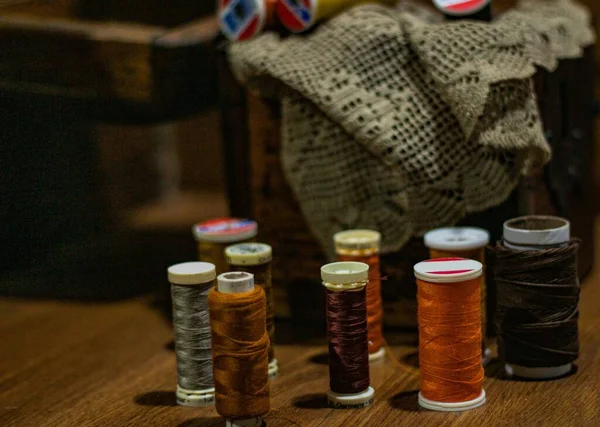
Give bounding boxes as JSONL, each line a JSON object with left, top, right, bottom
{"left": 414, "top": 258, "right": 485, "bottom": 412}
{"left": 433, "top": 0, "right": 492, "bottom": 22}
{"left": 424, "top": 227, "right": 491, "bottom": 363}
{"left": 209, "top": 272, "right": 270, "bottom": 426}
{"left": 218, "top": 0, "right": 278, "bottom": 41}
{"left": 334, "top": 230, "right": 385, "bottom": 362}
{"left": 277, "top": 0, "right": 396, "bottom": 33}
{"left": 193, "top": 218, "right": 257, "bottom": 275}
{"left": 321, "top": 261, "right": 374, "bottom": 408}
{"left": 496, "top": 215, "right": 579, "bottom": 380}
{"left": 225, "top": 243, "right": 278, "bottom": 379}
{"left": 168, "top": 262, "right": 217, "bottom": 407}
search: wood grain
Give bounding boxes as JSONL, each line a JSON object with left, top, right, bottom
{"left": 1, "top": 220, "right": 599, "bottom": 427}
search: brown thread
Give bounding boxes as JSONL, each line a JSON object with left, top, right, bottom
{"left": 494, "top": 241, "right": 580, "bottom": 369}
{"left": 209, "top": 287, "right": 270, "bottom": 419}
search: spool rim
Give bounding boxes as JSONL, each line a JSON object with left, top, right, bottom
{"left": 334, "top": 229, "right": 381, "bottom": 252}
{"left": 327, "top": 386, "right": 375, "bottom": 408}
{"left": 424, "top": 227, "right": 490, "bottom": 251}
{"left": 176, "top": 385, "right": 215, "bottom": 407}
{"left": 418, "top": 390, "right": 486, "bottom": 412}
{"left": 217, "top": 271, "right": 255, "bottom": 294}
{"left": 503, "top": 215, "right": 570, "bottom": 248}
{"left": 225, "top": 243, "right": 273, "bottom": 266}
{"left": 168, "top": 262, "right": 216, "bottom": 285}
{"left": 414, "top": 258, "right": 483, "bottom": 283}
{"left": 368, "top": 347, "right": 386, "bottom": 362}
{"left": 192, "top": 218, "right": 258, "bottom": 243}
{"left": 505, "top": 363, "right": 572, "bottom": 380}
{"left": 321, "top": 261, "right": 369, "bottom": 285}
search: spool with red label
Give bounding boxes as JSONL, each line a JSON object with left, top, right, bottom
{"left": 218, "top": 0, "right": 277, "bottom": 41}
{"left": 433, "top": 0, "right": 492, "bottom": 21}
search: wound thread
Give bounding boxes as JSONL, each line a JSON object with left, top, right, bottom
{"left": 494, "top": 241, "right": 580, "bottom": 370}
{"left": 209, "top": 286, "right": 270, "bottom": 419}
{"left": 326, "top": 288, "right": 370, "bottom": 393}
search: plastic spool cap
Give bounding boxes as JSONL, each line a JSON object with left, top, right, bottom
{"left": 413, "top": 258, "right": 483, "bottom": 283}
{"left": 176, "top": 385, "right": 215, "bottom": 407}
{"left": 321, "top": 262, "right": 369, "bottom": 284}
{"left": 327, "top": 386, "right": 375, "bottom": 409}
{"left": 433, "top": 0, "right": 490, "bottom": 17}
{"left": 226, "top": 243, "right": 273, "bottom": 266}
{"left": 334, "top": 229, "right": 381, "bottom": 251}
{"left": 368, "top": 347, "right": 386, "bottom": 363}
{"left": 192, "top": 218, "right": 258, "bottom": 243}
{"left": 217, "top": 271, "right": 255, "bottom": 294}
{"left": 419, "top": 390, "right": 486, "bottom": 412}
{"left": 168, "top": 262, "right": 216, "bottom": 285}
{"left": 503, "top": 216, "right": 570, "bottom": 250}
{"left": 268, "top": 359, "right": 279, "bottom": 379}
{"left": 218, "top": 0, "right": 267, "bottom": 41}
{"left": 424, "top": 227, "right": 490, "bottom": 251}
{"left": 502, "top": 215, "right": 572, "bottom": 379}
{"left": 277, "top": 0, "right": 315, "bottom": 33}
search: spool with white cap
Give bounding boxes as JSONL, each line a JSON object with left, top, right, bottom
{"left": 216, "top": 272, "right": 266, "bottom": 427}
{"left": 501, "top": 215, "right": 572, "bottom": 380}
{"left": 321, "top": 262, "right": 375, "bottom": 408}
{"left": 424, "top": 227, "right": 491, "bottom": 364}
{"left": 225, "top": 243, "right": 278, "bottom": 379}
{"left": 168, "top": 262, "right": 217, "bottom": 407}
{"left": 414, "top": 258, "right": 486, "bottom": 412}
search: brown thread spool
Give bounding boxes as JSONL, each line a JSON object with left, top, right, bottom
{"left": 334, "top": 230, "right": 385, "bottom": 362}
{"left": 414, "top": 257, "right": 486, "bottom": 412}
{"left": 424, "top": 227, "right": 491, "bottom": 364}
{"left": 225, "top": 243, "right": 278, "bottom": 379}
{"left": 192, "top": 218, "right": 257, "bottom": 275}
{"left": 321, "top": 261, "right": 374, "bottom": 408}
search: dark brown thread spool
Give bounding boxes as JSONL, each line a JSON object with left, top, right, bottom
{"left": 321, "top": 261, "right": 374, "bottom": 409}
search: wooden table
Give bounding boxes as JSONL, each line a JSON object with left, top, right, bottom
{"left": 2, "top": 223, "right": 599, "bottom": 427}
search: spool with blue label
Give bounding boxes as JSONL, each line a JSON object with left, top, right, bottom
{"left": 219, "top": 0, "right": 277, "bottom": 41}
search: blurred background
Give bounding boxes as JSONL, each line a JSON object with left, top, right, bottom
{"left": 0, "top": 0, "right": 599, "bottom": 303}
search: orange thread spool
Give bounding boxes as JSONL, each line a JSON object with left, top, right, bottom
{"left": 209, "top": 272, "right": 270, "bottom": 424}
{"left": 414, "top": 258, "right": 485, "bottom": 412}
{"left": 424, "top": 227, "right": 490, "bottom": 362}
{"left": 334, "top": 230, "right": 385, "bottom": 362}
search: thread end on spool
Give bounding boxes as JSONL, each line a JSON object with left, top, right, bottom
{"left": 327, "top": 386, "right": 374, "bottom": 409}
{"left": 176, "top": 386, "right": 215, "bottom": 407}
{"left": 505, "top": 363, "right": 572, "bottom": 380}
{"left": 418, "top": 390, "right": 486, "bottom": 412}
{"left": 268, "top": 359, "right": 279, "bottom": 379}
{"left": 368, "top": 347, "right": 386, "bottom": 363}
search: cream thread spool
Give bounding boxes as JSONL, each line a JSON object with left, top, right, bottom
{"left": 424, "top": 227, "right": 491, "bottom": 365}
{"left": 217, "top": 272, "right": 266, "bottom": 427}
{"left": 192, "top": 218, "right": 257, "bottom": 275}
{"left": 502, "top": 215, "right": 572, "bottom": 380}
{"left": 168, "top": 262, "right": 217, "bottom": 407}
{"left": 334, "top": 230, "right": 385, "bottom": 362}
{"left": 321, "top": 261, "right": 375, "bottom": 408}
{"left": 414, "top": 258, "right": 486, "bottom": 412}
{"left": 225, "top": 243, "right": 279, "bottom": 379}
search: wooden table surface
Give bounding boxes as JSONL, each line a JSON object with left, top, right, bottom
{"left": 1, "top": 224, "right": 599, "bottom": 427}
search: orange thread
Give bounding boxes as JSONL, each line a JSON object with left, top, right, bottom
{"left": 430, "top": 247, "right": 487, "bottom": 341}
{"left": 265, "top": 0, "right": 278, "bottom": 26}
{"left": 338, "top": 251, "right": 384, "bottom": 355}
{"left": 417, "top": 277, "right": 483, "bottom": 403}
{"left": 209, "top": 287, "right": 270, "bottom": 419}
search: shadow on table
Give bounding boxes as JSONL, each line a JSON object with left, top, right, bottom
{"left": 293, "top": 393, "right": 329, "bottom": 409}
{"left": 388, "top": 390, "right": 420, "bottom": 412}
{"left": 484, "top": 358, "right": 579, "bottom": 381}
{"left": 134, "top": 391, "right": 177, "bottom": 406}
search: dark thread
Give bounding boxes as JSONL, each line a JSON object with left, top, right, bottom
{"left": 325, "top": 288, "right": 370, "bottom": 394}
{"left": 494, "top": 240, "right": 580, "bottom": 368}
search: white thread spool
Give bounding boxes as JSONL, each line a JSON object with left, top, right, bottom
{"left": 321, "top": 262, "right": 375, "bottom": 408}
{"left": 217, "top": 272, "right": 265, "bottom": 427}
{"left": 168, "top": 262, "right": 217, "bottom": 407}
{"left": 502, "top": 215, "right": 572, "bottom": 380}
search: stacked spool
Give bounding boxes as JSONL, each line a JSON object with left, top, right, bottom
{"left": 414, "top": 258, "right": 486, "bottom": 411}
{"left": 321, "top": 261, "right": 375, "bottom": 408}
{"left": 424, "top": 227, "right": 491, "bottom": 363}
{"left": 210, "top": 272, "right": 270, "bottom": 426}
{"left": 192, "top": 218, "right": 257, "bottom": 275}
{"left": 168, "top": 262, "right": 217, "bottom": 407}
{"left": 225, "top": 243, "right": 279, "bottom": 378}
{"left": 496, "top": 216, "right": 579, "bottom": 380}
{"left": 334, "top": 230, "right": 385, "bottom": 362}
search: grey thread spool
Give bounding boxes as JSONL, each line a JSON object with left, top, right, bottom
{"left": 168, "top": 261, "right": 216, "bottom": 406}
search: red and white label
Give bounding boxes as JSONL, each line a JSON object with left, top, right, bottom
{"left": 414, "top": 257, "right": 482, "bottom": 280}
{"left": 194, "top": 218, "right": 257, "bottom": 237}
{"left": 433, "top": 0, "right": 489, "bottom": 15}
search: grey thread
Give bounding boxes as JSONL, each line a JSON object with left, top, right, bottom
{"left": 172, "top": 282, "right": 213, "bottom": 390}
